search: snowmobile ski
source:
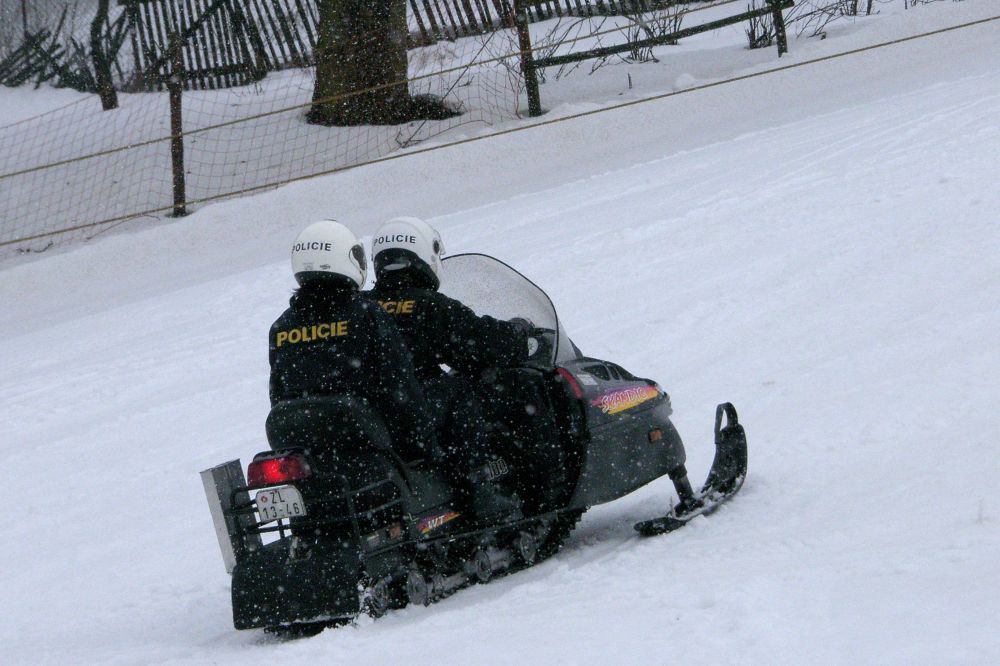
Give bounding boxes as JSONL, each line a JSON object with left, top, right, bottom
{"left": 635, "top": 403, "right": 747, "bottom": 537}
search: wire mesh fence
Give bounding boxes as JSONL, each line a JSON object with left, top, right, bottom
{"left": 0, "top": 0, "right": 771, "bottom": 256}
{"left": 0, "top": 1, "right": 97, "bottom": 53}
{"left": 1, "top": 0, "right": 904, "bottom": 257}
{"left": 1, "top": 0, "right": 534, "bottom": 91}
{"left": 0, "top": 25, "right": 526, "bottom": 254}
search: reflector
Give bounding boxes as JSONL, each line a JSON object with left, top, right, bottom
{"left": 556, "top": 367, "right": 584, "bottom": 398}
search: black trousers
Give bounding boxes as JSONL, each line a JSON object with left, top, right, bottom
{"left": 420, "top": 376, "right": 495, "bottom": 485}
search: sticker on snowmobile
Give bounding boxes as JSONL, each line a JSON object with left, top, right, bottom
{"left": 364, "top": 522, "right": 407, "bottom": 551}
{"left": 416, "top": 511, "right": 460, "bottom": 534}
{"left": 590, "top": 385, "right": 660, "bottom": 415}
{"left": 485, "top": 458, "right": 509, "bottom": 480}
{"left": 575, "top": 372, "right": 599, "bottom": 386}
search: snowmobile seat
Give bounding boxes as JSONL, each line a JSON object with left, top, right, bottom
{"left": 266, "top": 396, "right": 392, "bottom": 451}
{"left": 265, "top": 396, "right": 436, "bottom": 489}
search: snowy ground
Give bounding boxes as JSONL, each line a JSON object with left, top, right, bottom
{"left": 2, "top": 1, "right": 999, "bottom": 664}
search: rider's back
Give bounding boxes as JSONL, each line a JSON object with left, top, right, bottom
{"left": 368, "top": 279, "right": 526, "bottom": 380}
{"left": 269, "top": 282, "right": 436, "bottom": 461}
{"left": 270, "top": 285, "right": 371, "bottom": 401}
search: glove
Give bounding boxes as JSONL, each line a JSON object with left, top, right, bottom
{"left": 508, "top": 317, "right": 534, "bottom": 333}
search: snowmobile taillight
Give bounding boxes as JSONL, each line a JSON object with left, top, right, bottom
{"left": 556, "top": 367, "right": 584, "bottom": 398}
{"left": 246, "top": 453, "right": 312, "bottom": 489}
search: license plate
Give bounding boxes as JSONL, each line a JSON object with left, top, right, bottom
{"left": 254, "top": 485, "right": 307, "bottom": 521}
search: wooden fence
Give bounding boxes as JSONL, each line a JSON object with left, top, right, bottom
{"left": 121, "top": 0, "right": 268, "bottom": 90}
{"left": 0, "top": 6, "right": 130, "bottom": 91}
{"left": 120, "top": 0, "right": 522, "bottom": 90}
{"left": 521, "top": 0, "right": 701, "bottom": 21}
{"left": 516, "top": 0, "right": 794, "bottom": 115}
{"left": 0, "top": 30, "right": 66, "bottom": 88}
{"left": 119, "top": 0, "right": 696, "bottom": 90}
{"left": 4, "top": 0, "right": 722, "bottom": 92}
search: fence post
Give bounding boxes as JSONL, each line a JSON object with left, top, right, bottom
{"left": 91, "top": 0, "right": 119, "bottom": 110}
{"left": 167, "top": 33, "right": 187, "bottom": 217}
{"left": 770, "top": 0, "right": 788, "bottom": 57}
{"left": 20, "top": 0, "right": 28, "bottom": 38}
{"left": 513, "top": 0, "right": 542, "bottom": 117}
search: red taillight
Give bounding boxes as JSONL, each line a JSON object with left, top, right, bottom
{"left": 247, "top": 453, "right": 311, "bottom": 489}
{"left": 556, "top": 367, "right": 584, "bottom": 398}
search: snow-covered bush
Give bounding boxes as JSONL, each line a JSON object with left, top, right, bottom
{"left": 620, "top": 5, "right": 686, "bottom": 63}
{"left": 744, "top": 1, "right": 775, "bottom": 49}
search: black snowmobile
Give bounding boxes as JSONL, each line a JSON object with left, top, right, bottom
{"left": 201, "top": 254, "right": 747, "bottom": 635}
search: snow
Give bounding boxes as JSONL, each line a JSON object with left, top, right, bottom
{"left": 2, "top": 1, "right": 999, "bottom": 663}
{"left": 0, "top": 86, "right": 92, "bottom": 126}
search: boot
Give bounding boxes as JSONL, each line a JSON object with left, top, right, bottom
{"left": 671, "top": 496, "right": 705, "bottom": 518}
{"left": 467, "top": 464, "right": 522, "bottom": 525}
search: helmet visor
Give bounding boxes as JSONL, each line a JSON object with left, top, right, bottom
{"left": 351, "top": 244, "right": 367, "bottom": 272}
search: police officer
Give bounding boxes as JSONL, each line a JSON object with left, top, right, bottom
{"left": 367, "top": 216, "right": 529, "bottom": 522}
{"left": 267, "top": 220, "right": 439, "bottom": 464}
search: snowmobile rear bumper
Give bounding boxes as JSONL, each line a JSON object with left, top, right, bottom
{"left": 232, "top": 536, "right": 361, "bottom": 630}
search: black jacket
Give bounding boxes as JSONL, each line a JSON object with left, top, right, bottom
{"left": 368, "top": 275, "right": 528, "bottom": 380}
{"left": 269, "top": 283, "right": 437, "bottom": 456}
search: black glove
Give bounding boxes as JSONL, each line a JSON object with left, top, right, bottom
{"left": 508, "top": 317, "right": 534, "bottom": 333}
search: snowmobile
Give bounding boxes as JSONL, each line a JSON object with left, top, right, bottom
{"left": 201, "top": 253, "right": 748, "bottom": 635}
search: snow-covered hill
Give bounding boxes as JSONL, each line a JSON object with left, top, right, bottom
{"left": 2, "top": 2, "right": 998, "bottom": 663}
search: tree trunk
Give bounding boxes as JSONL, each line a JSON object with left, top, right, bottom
{"left": 309, "top": 0, "right": 410, "bottom": 125}
{"left": 309, "top": 0, "right": 459, "bottom": 126}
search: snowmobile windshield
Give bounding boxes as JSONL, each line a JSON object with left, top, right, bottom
{"left": 439, "top": 253, "right": 576, "bottom": 367}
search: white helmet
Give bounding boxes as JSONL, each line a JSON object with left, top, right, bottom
{"left": 290, "top": 220, "right": 367, "bottom": 288}
{"left": 371, "top": 216, "right": 445, "bottom": 289}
